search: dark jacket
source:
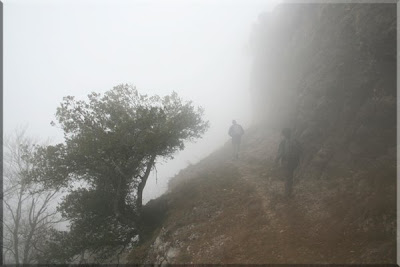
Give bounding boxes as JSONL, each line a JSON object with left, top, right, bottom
{"left": 277, "top": 137, "right": 302, "bottom": 168}
{"left": 228, "top": 124, "right": 244, "bottom": 138}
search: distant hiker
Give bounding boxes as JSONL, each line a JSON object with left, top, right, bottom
{"left": 228, "top": 120, "right": 244, "bottom": 159}
{"left": 276, "top": 128, "right": 302, "bottom": 197}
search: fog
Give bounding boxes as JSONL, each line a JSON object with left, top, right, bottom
{"left": 4, "top": 0, "right": 280, "bottom": 203}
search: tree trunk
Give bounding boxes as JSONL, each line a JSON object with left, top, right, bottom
{"left": 136, "top": 155, "right": 156, "bottom": 211}
{"left": 113, "top": 175, "right": 125, "bottom": 219}
{"left": 13, "top": 186, "right": 25, "bottom": 264}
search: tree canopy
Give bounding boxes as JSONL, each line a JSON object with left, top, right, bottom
{"left": 30, "top": 84, "right": 209, "bottom": 261}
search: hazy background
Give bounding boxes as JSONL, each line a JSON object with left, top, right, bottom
{"left": 4, "top": 0, "right": 280, "bottom": 203}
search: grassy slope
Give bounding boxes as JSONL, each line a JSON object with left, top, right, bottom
{"left": 127, "top": 126, "right": 396, "bottom": 264}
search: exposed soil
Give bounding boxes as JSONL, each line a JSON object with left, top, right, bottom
{"left": 127, "top": 127, "right": 396, "bottom": 264}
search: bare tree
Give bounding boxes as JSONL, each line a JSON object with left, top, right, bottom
{"left": 2, "top": 128, "right": 63, "bottom": 264}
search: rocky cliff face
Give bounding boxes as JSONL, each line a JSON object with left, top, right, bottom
{"left": 250, "top": 3, "right": 396, "bottom": 180}
{"left": 126, "top": 3, "right": 396, "bottom": 264}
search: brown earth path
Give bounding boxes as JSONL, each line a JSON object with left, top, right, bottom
{"left": 230, "top": 132, "right": 328, "bottom": 263}
{"left": 128, "top": 128, "right": 395, "bottom": 265}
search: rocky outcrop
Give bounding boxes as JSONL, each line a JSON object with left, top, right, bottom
{"left": 250, "top": 3, "right": 396, "bottom": 179}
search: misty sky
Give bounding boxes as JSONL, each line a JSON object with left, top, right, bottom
{"left": 4, "top": 0, "right": 280, "bottom": 202}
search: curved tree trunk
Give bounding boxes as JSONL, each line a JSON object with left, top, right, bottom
{"left": 136, "top": 155, "right": 156, "bottom": 211}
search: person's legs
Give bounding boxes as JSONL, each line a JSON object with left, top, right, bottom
{"left": 285, "top": 168, "right": 294, "bottom": 197}
{"left": 236, "top": 136, "right": 242, "bottom": 159}
{"left": 232, "top": 137, "right": 240, "bottom": 159}
{"left": 234, "top": 143, "right": 239, "bottom": 159}
{"left": 285, "top": 159, "right": 297, "bottom": 197}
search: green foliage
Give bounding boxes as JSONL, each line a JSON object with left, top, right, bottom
{"left": 30, "top": 84, "right": 209, "bottom": 262}
{"left": 140, "top": 196, "right": 169, "bottom": 239}
{"left": 34, "top": 229, "right": 76, "bottom": 264}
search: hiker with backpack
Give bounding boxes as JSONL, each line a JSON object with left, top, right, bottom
{"left": 228, "top": 120, "right": 244, "bottom": 159}
{"left": 275, "top": 128, "right": 302, "bottom": 197}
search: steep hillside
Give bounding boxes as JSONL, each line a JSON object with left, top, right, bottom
{"left": 126, "top": 3, "right": 396, "bottom": 264}
{"left": 127, "top": 126, "right": 395, "bottom": 264}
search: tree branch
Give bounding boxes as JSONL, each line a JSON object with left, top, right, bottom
{"left": 3, "top": 200, "right": 17, "bottom": 224}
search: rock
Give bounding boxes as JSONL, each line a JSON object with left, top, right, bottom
{"left": 161, "top": 259, "right": 169, "bottom": 266}
{"left": 154, "top": 236, "right": 162, "bottom": 248}
{"left": 167, "top": 247, "right": 180, "bottom": 260}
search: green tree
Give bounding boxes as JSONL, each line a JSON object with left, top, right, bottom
{"left": 30, "top": 84, "right": 209, "bottom": 262}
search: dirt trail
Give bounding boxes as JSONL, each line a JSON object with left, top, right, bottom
{"left": 235, "top": 159, "right": 279, "bottom": 229}
{"left": 230, "top": 134, "right": 327, "bottom": 263}
{"left": 225, "top": 131, "right": 394, "bottom": 263}
{"left": 131, "top": 128, "right": 395, "bottom": 264}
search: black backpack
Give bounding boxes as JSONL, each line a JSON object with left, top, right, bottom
{"left": 283, "top": 138, "right": 302, "bottom": 160}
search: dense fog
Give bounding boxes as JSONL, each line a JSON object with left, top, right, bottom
{"left": 5, "top": 0, "right": 280, "bottom": 203}
{"left": 4, "top": 1, "right": 397, "bottom": 264}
